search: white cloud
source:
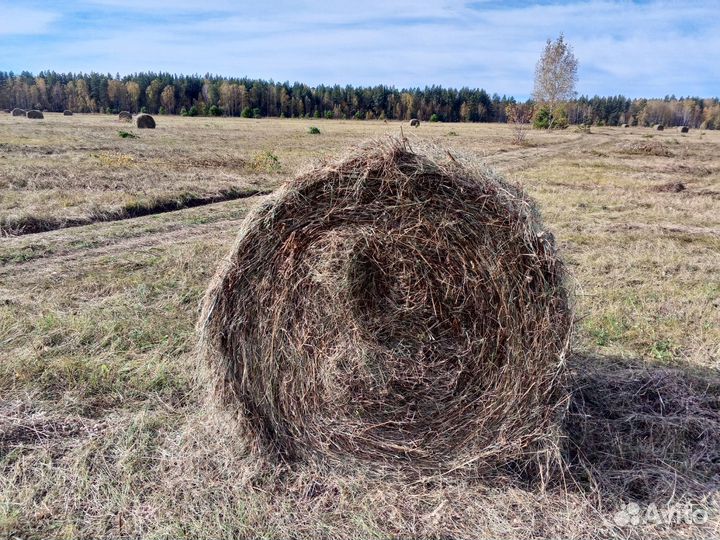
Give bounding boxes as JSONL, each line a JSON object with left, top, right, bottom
{"left": 0, "top": 5, "right": 58, "bottom": 35}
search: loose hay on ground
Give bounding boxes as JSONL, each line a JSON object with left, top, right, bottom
{"left": 199, "top": 137, "right": 571, "bottom": 477}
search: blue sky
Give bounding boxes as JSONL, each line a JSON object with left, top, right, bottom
{"left": 0, "top": 0, "right": 718, "bottom": 98}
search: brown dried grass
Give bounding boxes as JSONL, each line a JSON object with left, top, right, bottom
{"left": 618, "top": 140, "right": 674, "bottom": 157}
{"left": 199, "top": 136, "right": 572, "bottom": 478}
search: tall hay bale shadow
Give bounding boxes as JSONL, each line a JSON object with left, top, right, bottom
{"left": 25, "top": 110, "right": 44, "bottom": 119}
{"left": 566, "top": 355, "right": 720, "bottom": 501}
{"left": 199, "top": 137, "right": 571, "bottom": 479}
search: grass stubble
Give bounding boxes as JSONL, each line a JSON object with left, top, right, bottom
{"left": 0, "top": 114, "right": 719, "bottom": 539}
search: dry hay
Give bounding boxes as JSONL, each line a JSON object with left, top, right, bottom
{"left": 199, "top": 137, "right": 571, "bottom": 476}
{"left": 679, "top": 126, "right": 690, "bottom": 133}
{"left": 11, "top": 108, "right": 25, "bottom": 116}
{"left": 136, "top": 113, "right": 156, "bottom": 129}
{"left": 25, "top": 110, "right": 44, "bottom": 119}
{"left": 617, "top": 140, "right": 673, "bottom": 157}
{"left": 118, "top": 111, "right": 132, "bottom": 122}
{"left": 63, "top": 110, "right": 73, "bottom": 116}
{"left": 654, "top": 124, "right": 665, "bottom": 131}
{"left": 620, "top": 123, "right": 629, "bottom": 128}
{"left": 653, "top": 181, "right": 686, "bottom": 193}
{"left": 410, "top": 118, "right": 420, "bottom": 127}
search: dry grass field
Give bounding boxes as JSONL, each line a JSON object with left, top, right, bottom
{"left": 1, "top": 113, "right": 719, "bottom": 539}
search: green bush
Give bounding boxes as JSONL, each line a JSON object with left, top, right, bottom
{"left": 140, "top": 106, "right": 148, "bottom": 114}
{"left": 187, "top": 105, "right": 198, "bottom": 117}
{"left": 313, "top": 110, "right": 321, "bottom": 118}
{"left": 533, "top": 106, "right": 551, "bottom": 129}
{"left": 180, "top": 107, "right": 188, "bottom": 116}
{"left": 324, "top": 110, "right": 334, "bottom": 119}
{"left": 208, "top": 105, "right": 222, "bottom": 116}
{"left": 354, "top": 111, "right": 363, "bottom": 120}
{"left": 252, "top": 108, "right": 262, "bottom": 119}
{"left": 430, "top": 113, "right": 440, "bottom": 122}
{"left": 533, "top": 105, "right": 568, "bottom": 129}
{"left": 241, "top": 107, "right": 252, "bottom": 118}
{"left": 159, "top": 106, "right": 166, "bottom": 115}
{"left": 118, "top": 130, "right": 137, "bottom": 139}
{"left": 308, "top": 126, "right": 321, "bottom": 134}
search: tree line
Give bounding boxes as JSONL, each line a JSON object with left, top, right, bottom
{"left": 1, "top": 71, "right": 719, "bottom": 128}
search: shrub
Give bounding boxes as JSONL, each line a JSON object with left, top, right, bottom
{"left": 252, "top": 108, "right": 262, "bottom": 119}
{"left": 180, "top": 107, "right": 188, "bottom": 116}
{"left": 241, "top": 107, "right": 252, "bottom": 118}
{"left": 118, "top": 130, "right": 138, "bottom": 139}
{"left": 188, "top": 105, "right": 199, "bottom": 117}
{"left": 308, "top": 126, "right": 321, "bottom": 134}
{"left": 208, "top": 105, "right": 222, "bottom": 117}
{"left": 324, "top": 110, "right": 334, "bottom": 119}
{"left": 313, "top": 110, "right": 321, "bottom": 118}
{"left": 430, "top": 113, "right": 440, "bottom": 122}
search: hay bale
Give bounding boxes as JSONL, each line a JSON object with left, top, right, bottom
{"left": 621, "top": 123, "right": 629, "bottom": 128}
{"left": 11, "top": 108, "right": 25, "bottom": 116}
{"left": 654, "top": 124, "right": 664, "bottom": 131}
{"left": 199, "top": 138, "right": 571, "bottom": 474}
{"left": 63, "top": 110, "right": 73, "bottom": 116}
{"left": 25, "top": 110, "right": 44, "bottom": 119}
{"left": 136, "top": 113, "right": 155, "bottom": 129}
{"left": 679, "top": 126, "right": 689, "bottom": 133}
{"left": 410, "top": 118, "right": 420, "bottom": 127}
{"left": 118, "top": 111, "right": 132, "bottom": 122}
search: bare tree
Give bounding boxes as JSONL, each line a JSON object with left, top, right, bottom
{"left": 506, "top": 103, "right": 534, "bottom": 145}
{"left": 533, "top": 34, "right": 578, "bottom": 128}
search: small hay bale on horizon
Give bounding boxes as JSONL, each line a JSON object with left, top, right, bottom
{"left": 63, "top": 110, "right": 73, "bottom": 116}
{"left": 11, "top": 108, "right": 25, "bottom": 116}
{"left": 621, "top": 123, "right": 629, "bottom": 128}
{"left": 26, "top": 110, "right": 44, "bottom": 119}
{"left": 410, "top": 118, "right": 420, "bottom": 127}
{"left": 679, "top": 126, "right": 689, "bottom": 133}
{"left": 199, "top": 137, "right": 571, "bottom": 477}
{"left": 118, "top": 111, "right": 132, "bottom": 122}
{"left": 136, "top": 113, "right": 156, "bottom": 129}
{"left": 654, "top": 124, "right": 664, "bottom": 131}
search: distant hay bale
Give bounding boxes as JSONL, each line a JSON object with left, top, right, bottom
{"left": 63, "top": 110, "right": 73, "bottom": 116}
{"left": 654, "top": 124, "right": 664, "bottom": 131}
{"left": 118, "top": 111, "right": 132, "bottom": 122}
{"left": 25, "top": 110, "right": 44, "bottom": 119}
{"left": 136, "top": 113, "right": 156, "bottom": 129}
{"left": 621, "top": 123, "right": 629, "bottom": 128}
{"left": 11, "top": 108, "right": 25, "bottom": 116}
{"left": 199, "top": 137, "right": 571, "bottom": 475}
{"left": 410, "top": 118, "right": 420, "bottom": 127}
{"left": 679, "top": 126, "right": 689, "bottom": 133}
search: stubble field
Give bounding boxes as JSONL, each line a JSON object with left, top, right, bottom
{"left": 1, "top": 113, "right": 719, "bottom": 539}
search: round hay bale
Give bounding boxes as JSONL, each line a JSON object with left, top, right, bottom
{"left": 63, "top": 110, "right": 73, "bottom": 116}
{"left": 621, "top": 123, "right": 629, "bottom": 128}
{"left": 11, "top": 108, "right": 26, "bottom": 117}
{"left": 199, "top": 138, "right": 571, "bottom": 474}
{"left": 654, "top": 124, "right": 664, "bottom": 131}
{"left": 26, "top": 110, "right": 44, "bottom": 119}
{"left": 678, "top": 126, "right": 689, "bottom": 133}
{"left": 410, "top": 118, "right": 420, "bottom": 127}
{"left": 118, "top": 111, "right": 132, "bottom": 122}
{"left": 136, "top": 113, "right": 155, "bottom": 129}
